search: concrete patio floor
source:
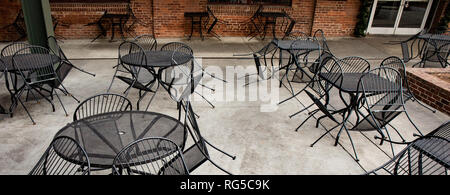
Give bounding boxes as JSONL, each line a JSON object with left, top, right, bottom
{"left": 0, "top": 36, "right": 448, "bottom": 175}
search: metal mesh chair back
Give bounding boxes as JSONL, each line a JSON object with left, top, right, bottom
{"left": 118, "top": 41, "right": 148, "bottom": 82}
{"left": 422, "top": 37, "right": 449, "bottom": 67}
{"left": 309, "top": 50, "right": 334, "bottom": 74}
{"left": 427, "top": 121, "right": 450, "bottom": 140}
{"left": 29, "top": 136, "right": 90, "bottom": 175}
{"left": 359, "top": 67, "right": 405, "bottom": 114}
{"left": 12, "top": 46, "right": 60, "bottom": 85}
{"left": 367, "top": 136, "right": 449, "bottom": 175}
{"left": 161, "top": 42, "right": 193, "bottom": 57}
{"left": 338, "top": 56, "right": 370, "bottom": 73}
{"left": 166, "top": 56, "right": 202, "bottom": 103}
{"left": 1, "top": 42, "right": 30, "bottom": 57}
{"left": 380, "top": 56, "right": 411, "bottom": 94}
{"left": 313, "top": 29, "right": 330, "bottom": 52}
{"left": 113, "top": 137, "right": 189, "bottom": 175}
{"left": 134, "top": 34, "right": 157, "bottom": 51}
{"left": 73, "top": 93, "right": 132, "bottom": 121}
{"left": 310, "top": 56, "right": 343, "bottom": 97}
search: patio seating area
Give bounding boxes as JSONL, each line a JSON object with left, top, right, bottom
{"left": 0, "top": 33, "right": 449, "bottom": 175}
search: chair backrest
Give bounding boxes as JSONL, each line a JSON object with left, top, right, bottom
{"left": 112, "top": 137, "right": 189, "bottom": 175}
{"left": 73, "top": 93, "right": 132, "bottom": 121}
{"left": 118, "top": 41, "right": 147, "bottom": 79}
{"left": 12, "top": 46, "right": 60, "bottom": 85}
{"left": 47, "top": 36, "right": 73, "bottom": 87}
{"left": 160, "top": 42, "right": 193, "bottom": 57}
{"left": 134, "top": 34, "right": 157, "bottom": 51}
{"left": 309, "top": 56, "right": 343, "bottom": 98}
{"left": 380, "top": 56, "right": 411, "bottom": 93}
{"left": 338, "top": 56, "right": 370, "bottom": 73}
{"left": 367, "top": 136, "right": 449, "bottom": 175}
{"left": 313, "top": 29, "right": 330, "bottom": 53}
{"left": 1, "top": 42, "right": 30, "bottom": 57}
{"left": 253, "top": 41, "right": 278, "bottom": 77}
{"left": 29, "top": 136, "right": 90, "bottom": 175}
{"left": 358, "top": 67, "right": 405, "bottom": 125}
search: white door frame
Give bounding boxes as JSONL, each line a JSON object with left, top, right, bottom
{"left": 367, "top": 0, "right": 434, "bottom": 35}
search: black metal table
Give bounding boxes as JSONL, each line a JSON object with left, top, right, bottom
{"left": 55, "top": 111, "right": 187, "bottom": 169}
{"left": 256, "top": 12, "right": 287, "bottom": 40}
{"left": 415, "top": 33, "right": 450, "bottom": 67}
{"left": 184, "top": 12, "right": 209, "bottom": 40}
{"left": 120, "top": 50, "right": 191, "bottom": 68}
{"left": 274, "top": 39, "right": 320, "bottom": 92}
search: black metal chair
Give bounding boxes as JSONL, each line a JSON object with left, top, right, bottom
{"left": 234, "top": 41, "right": 278, "bottom": 86}
{"left": 293, "top": 56, "right": 345, "bottom": 132}
{"left": 73, "top": 93, "right": 132, "bottom": 121}
{"left": 280, "top": 11, "right": 296, "bottom": 39}
{"left": 204, "top": 6, "right": 226, "bottom": 40}
{"left": 161, "top": 42, "right": 221, "bottom": 108}
{"left": 414, "top": 35, "right": 450, "bottom": 68}
{"left": 380, "top": 56, "right": 436, "bottom": 113}
{"left": 161, "top": 54, "right": 235, "bottom": 174}
{"left": 355, "top": 67, "right": 423, "bottom": 156}
{"left": 107, "top": 41, "right": 158, "bottom": 111}
{"left": 1, "top": 9, "right": 26, "bottom": 42}
{"left": 1, "top": 42, "right": 30, "bottom": 105}
{"left": 112, "top": 137, "right": 189, "bottom": 175}
{"left": 366, "top": 136, "right": 449, "bottom": 175}
{"left": 86, "top": 11, "right": 109, "bottom": 42}
{"left": 29, "top": 136, "right": 91, "bottom": 175}
{"left": 133, "top": 34, "right": 158, "bottom": 51}
{"left": 247, "top": 5, "right": 264, "bottom": 41}
{"left": 11, "top": 46, "right": 72, "bottom": 124}
{"left": 426, "top": 121, "right": 450, "bottom": 140}
{"left": 313, "top": 29, "right": 331, "bottom": 53}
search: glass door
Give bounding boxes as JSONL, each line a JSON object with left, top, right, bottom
{"left": 367, "top": 0, "right": 433, "bottom": 35}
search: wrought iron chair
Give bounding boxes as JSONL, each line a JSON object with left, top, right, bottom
{"left": 380, "top": 56, "right": 436, "bottom": 113}
{"left": 48, "top": 36, "right": 96, "bottom": 80}
{"left": 204, "top": 6, "right": 227, "bottom": 40}
{"left": 161, "top": 42, "right": 222, "bottom": 108}
{"left": 414, "top": 34, "right": 450, "bottom": 68}
{"left": 73, "top": 93, "right": 132, "bottom": 121}
{"left": 247, "top": 5, "right": 264, "bottom": 41}
{"left": 29, "top": 136, "right": 91, "bottom": 175}
{"left": 133, "top": 34, "right": 158, "bottom": 51}
{"left": 11, "top": 46, "right": 72, "bottom": 124}
{"left": 234, "top": 41, "right": 278, "bottom": 86}
{"left": 280, "top": 11, "right": 296, "bottom": 39}
{"left": 355, "top": 67, "right": 424, "bottom": 156}
{"left": 1, "top": 9, "right": 26, "bottom": 42}
{"left": 112, "top": 137, "right": 189, "bottom": 175}
{"left": 293, "top": 56, "right": 344, "bottom": 132}
{"left": 107, "top": 41, "right": 158, "bottom": 110}
{"left": 86, "top": 11, "right": 109, "bottom": 42}
{"left": 1, "top": 42, "right": 30, "bottom": 104}
{"left": 366, "top": 136, "right": 449, "bottom": 175}
{"left": 161, "top": 57, "right": 235, "bottom": 174}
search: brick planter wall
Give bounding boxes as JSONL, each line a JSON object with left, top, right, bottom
{"left": 406, "top": 68, "right": 450, "bottom": 116}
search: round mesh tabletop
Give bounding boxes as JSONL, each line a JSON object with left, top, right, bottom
{"left": 55, "top": 111, "right": 187, "bottom": 169}
{"left": 120, "top": 51, "right": 192, "bottom": 68}
{"left": 0, "top": 53, "right": 60, "bottom": 71}
{"left": 275, "top": 39, "right": 320, "bottom": 51}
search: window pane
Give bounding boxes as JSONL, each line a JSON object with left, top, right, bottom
{"left": 371, "top": 0, "right": 401, "bottom": 28}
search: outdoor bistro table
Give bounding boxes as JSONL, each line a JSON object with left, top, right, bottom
{"left": 415, "top": 33, "right": 450, "bottom": 67}
{"left": 0, "top": 53, "right": 60, "bottom": 114}
{"left": 120, "top": 50, "right": 191, "bottom": 68}
{"left": 273, "top": 39, "right": 320, "bottom": 92}
{"left": 184, "top": 12, "right": 209, "bottom": 40}
{"left": 54, "top": 111, "right": 187, "bottom": 169}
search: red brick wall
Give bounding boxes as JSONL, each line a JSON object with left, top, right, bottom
{"left": 406, "top": 68, "right": 450, "bottom": 116}
{"left": 0, "top": 0, "right": 363, "bottom": 40}
{"left": 0, "top": 0, "right": 23, "bottom": 41}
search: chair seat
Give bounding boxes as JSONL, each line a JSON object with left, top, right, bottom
{"left": 116, "top": 76, "right": 155, "bottom": 92}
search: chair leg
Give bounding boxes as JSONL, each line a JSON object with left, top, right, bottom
{"left": 194, "top": 91, "right": 215, "bottom": 109}
{"left": 404, "top": 111, "right": 423, "bottom": 136}
{"left": 289, "top": 103, "right": 314, "bottom": 118}
{"left": 203, "top": 138, "right": 236, "bottom": 160}
{"left": 144, "top": 82, "right": 159, "bottom": 112}
{"left": 53, "top": 89, "right": 68, "bottom": 117}
{"left": 16, "top": 90, "right": 36, "bottom": 125}
{"left": 310, "top": 123, "right": 341, "bottom": 147}
{"left": 295, "top": 109, "right": 318, "bottom": 132}
{"left": 32, "top": 87, "right": 55, "bottom": 112}
{"left": 342, "top": 124, "right": 359, "bottom": 162}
